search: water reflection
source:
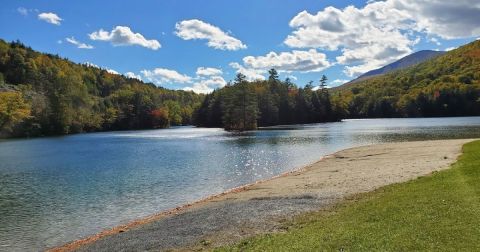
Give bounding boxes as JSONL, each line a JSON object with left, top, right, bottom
{"left": 1, "top": 117, "right": 480, "bottom": 251}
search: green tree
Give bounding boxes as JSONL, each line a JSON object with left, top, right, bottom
{"left": 0, "top": 92, "right": 30, "bottom": 134}
{"left": 222, "top": 73, "right": 259, "bottom": 130}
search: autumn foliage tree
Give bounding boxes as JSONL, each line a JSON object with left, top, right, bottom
{"left": 151, "top": 108, "right": 169, "bottom": 128}
{"left": 0, "top": 91, "right": 30, "bottom": 136}
{"left": 0, "top": 39, "right": 203, "bottom": 137}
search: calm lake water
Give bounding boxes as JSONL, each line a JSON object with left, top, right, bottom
{"left": 1, "top": 117, "right": 480, "bottom": 251}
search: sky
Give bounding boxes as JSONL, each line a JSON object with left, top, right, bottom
{"left": 1, "top": 0, "right": 479, "bottom": 93}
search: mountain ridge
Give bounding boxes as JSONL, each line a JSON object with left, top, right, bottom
{"left": 332, "top": 39, "right": 480, "bottom": 118}
{"left": 346, "top": 50, "right": 446, "bottom": 85}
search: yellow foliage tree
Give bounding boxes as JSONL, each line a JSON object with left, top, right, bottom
{"left": 0, "top": 92, "right": 31, "bottom": 133}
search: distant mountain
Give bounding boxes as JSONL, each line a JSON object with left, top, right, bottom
{"left": 349, "top": 50, "right": 446, "bottom": 84}
{"left": 332, "top": 40, "right": 480, "bottom": 118}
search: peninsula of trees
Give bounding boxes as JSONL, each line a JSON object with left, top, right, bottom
{"left": 194, "top": 70, "right": 342, "bottom": 130}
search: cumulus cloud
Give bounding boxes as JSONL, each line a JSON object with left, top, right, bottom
{"left": 398, "top": 0, "right": 480, "bottom": 39}
{"left": 89, "top": 26, "right": 161, "bottom": 50}
{"left": 141, "top": 68, "right": 192, "bottom": 84}
{"left": 336, "top": 43, "right": 413, "bottom": 76}
{"left": 186, "top": 68, "right": 227, "bottom": 93}
{"left": 229, "top": 62, "right": 266, "bottom": 81}
{"left": 285, "top": 0, "right": 480, "bottom": 76}
{"left": 183, "top": 76, "right": 227, "bottom": 94}
{"left": 125, "top": 72, "right": 142, "bottom": 80}
{"left": 330, "top": 79, "right": 349, "bottom": 87}
{"left": 175, "top": 19, "right": 247, "bottom": 50}
{"left": 38, "top": 12, "right": 62, "bottom": 25}
{"left": 429, "top": 37, "right": 441, "bottom": 46}
{"left": 83, "top": 62, "right": 119, "bottom": 75}
{"left": 196, "top": 67, "right": 223, "bottom": 77}
{"left": 65, "top": 37, "right": 94, "bottom": 49}
{"left": 84, "top": 62, "right": 99, "bottom": 68}
{"left": 141, "top": 66, "right": 226, "bottom": 93}
{"left": 106, "top": 68, "right": 119, "bottom": 75}
{"left": 243, "top": 49, "right": 331, "bottom": 73}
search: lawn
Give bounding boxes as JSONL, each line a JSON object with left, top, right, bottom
{"left": 218, "top": 140, "right": 480, "bottom": 251}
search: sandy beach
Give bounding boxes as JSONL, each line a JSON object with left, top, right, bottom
{"left": 52, "top": 138, "right": 475, "bottom": 252}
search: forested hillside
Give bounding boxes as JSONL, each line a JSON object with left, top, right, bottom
{"left": 1, "top": 39, "right": 479, "bottom": 137}
{"left": 350, "top": 50, "right": 445, "bottom": 83}
{"left": 333, "top": 40, "right": 480, "bottom": 118}
{"left": 193, "top": 70, "right": 344, "bottom": 130}
{"left": 0, "top": 39, "right": 203, "bottom": 137}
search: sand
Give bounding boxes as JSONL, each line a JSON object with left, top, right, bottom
{"left": 51, "top": 139, "right": 475, "bottom": 252}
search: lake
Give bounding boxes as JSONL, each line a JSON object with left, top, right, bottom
{"left": 1, "top": 117, "right": 480, "bottom": 251}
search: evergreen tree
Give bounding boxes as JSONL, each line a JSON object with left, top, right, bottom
{"left": 319, "top": 75, "right": 328, "bottom": 91}
{"left": 222, "top": 73, "right": 259, "bottom": 130}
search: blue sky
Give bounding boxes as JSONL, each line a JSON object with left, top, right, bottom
{"left": 1, "top": 0, "right": 479, "bottom": 93}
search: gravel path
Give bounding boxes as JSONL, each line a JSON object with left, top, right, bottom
{"left": 52, "top": 139, "right": 475, "bottom": 252}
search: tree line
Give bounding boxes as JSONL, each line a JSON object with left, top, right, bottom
{"left": 193, "top": 69, "right": 344, "bottom": 130}
{"left": 0, "top": 39, "right": 203, "bottom": 137}
{"left": 1, "top": 39, "right": 480, "bottom": 137}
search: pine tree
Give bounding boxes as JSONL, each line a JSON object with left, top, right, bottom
{"left": 319, "top": 75, "right": 328, "bottom": 91}
{"left": 222, "top": 73, "right": 259, "bottom": 131}
{"left": 318, "top": 75, "right": 332, "bottom": 120}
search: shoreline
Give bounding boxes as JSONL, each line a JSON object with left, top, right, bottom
{"left": 49, "top": 145, "right": 335, "bottom": 252}
{"left": 51, "top": 139, "right": 476, "bottom": 252}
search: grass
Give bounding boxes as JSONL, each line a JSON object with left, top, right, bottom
{"left": 217, "top": 140, "right": 480, "bottom": 251}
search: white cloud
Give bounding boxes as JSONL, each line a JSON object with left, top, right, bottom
{"left": 396, "top": 0, "right": 480, "bottom": 39}
{"left": 125, "top": 72, "right": 142, "bottom": 80}
{"left": 285, "top": 0, "right": 480, "bottom": 77}
{"left": 38, "top": 12, "right": 62, "bottom": 25}
{"left": 196, "top": 67, "right": 223, "bottom": 77}
{"left": 185, "top": 68, "right": 227, "bottom": 93}
{"left": 175, "top": 19, "right": 246, "bottom": 50}
{"left": 243, "top": 49, "right": 331, "bottom": 73}
{"left": 183, "top": 83, "right": 211, "bottom": 93}
{"left": 106, "top": 68, "right": 119, "bottom": 75}
{"left": 18, "top": 7, "right": 38, "bottom": 16}
{"left": 229, "top": 62, "right": 266, "bottom": 81}
{"left": 141, "top": 66, "right": 227, "bottom": 93}
{"left": 84, "top": 62, "right": 100, "bottom": 68}
{"left": 337, "top": 43, "right": 412, "bottom": 76}
{"left": 17, "top": 7, "right": 28, "bottom": 16}
{"left": 141, "top": 68, "right": 192, "bottom": 84}
{"left": 83, "top": 62, "right": 119, "bottom": 75}
{"left": 65, "top": 37, "right": 94, "bottom": 49}
{"left": 330, "top": 79, "right": 349, "bottom": 87}
{"left": 183, "top": 76, "right": 227, "bottom": 94}
{"left": 286, "top": 75, "right": 297, "bottom": 81}
{"left": 285, "top": 5, "right": 414, "bottom": 77}
{"left": 445, "top": 46, "right": 457, "bottom": 51}
{"left": 429, "top": 37, "right": 441, "bottom": 46}
{"left": 89, "top": 26, "right": 161, "bottom": 50}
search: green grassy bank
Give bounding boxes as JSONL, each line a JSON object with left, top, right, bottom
{"left": 218, "top": 140, "right": 480, "bottom": 251}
